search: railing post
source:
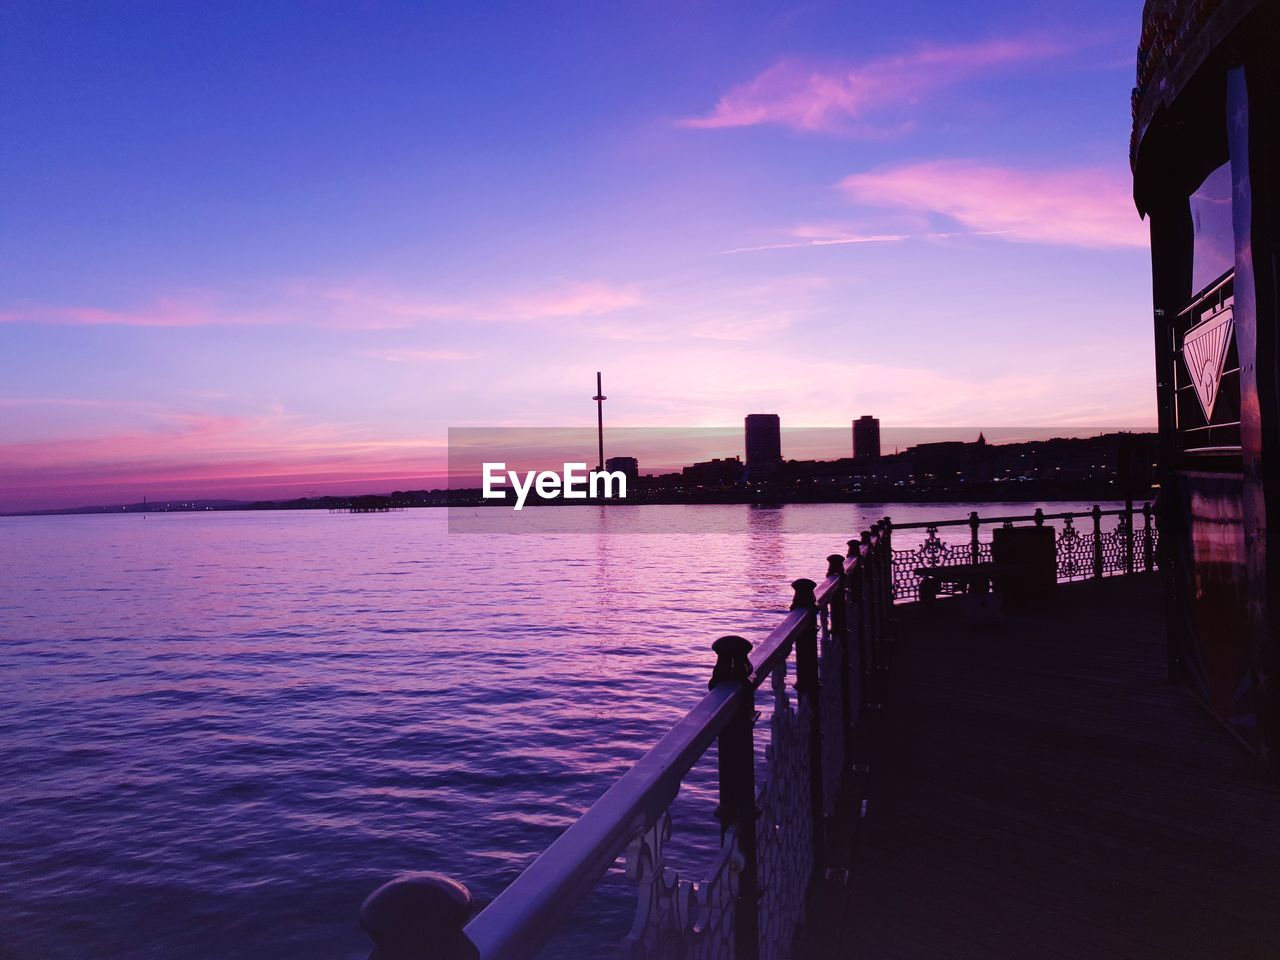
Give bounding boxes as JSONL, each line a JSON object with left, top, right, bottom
{"left": 1143, "top": 502, "right": 1154, "bottom": 572}
{"left": 880, "top": 518, "right": 894, "bottom": 616}
{"left": 827, "top": 555, "right": 853, "bottom": 766}
{"left": 848, "top": 539, "right": 869, "bottom": 685}
{"left": 969, "top": 511, "right": 981, "bottom": 566}
{"left": 360, "top": 872, "right": 479, "bottom": 960}
{"left": 709, "top": 635, "right": 759, "bottom": 960}
{"left": 790, "top": 578, "right": 825, "bottom": 878}
{"left": 859, "top": 530, "right": 876, "bottom": 654}
{"left": 1125, "top": 498, "right": 1135, "bottom": 575}
{"left": 873, "top": 524, "right": 886, "bottom": 640}
{"left": 1034, "top": 507, "right": 1044, "bottom": 527}
{"left": 1092, "top": 504, "right": 1104, "bottom": 579}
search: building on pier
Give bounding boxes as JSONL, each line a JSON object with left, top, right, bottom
{"left": 1132, "top": 0, "right": 1280, "bottom": 770}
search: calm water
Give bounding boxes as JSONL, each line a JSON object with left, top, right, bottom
{"left": 0, "top": 502, "right": 1119, "bottom": 959}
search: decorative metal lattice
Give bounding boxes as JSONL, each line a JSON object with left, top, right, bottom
{"left": 620, "top": 812, "right": 743, "bottom": 960}
{"left": 1098, "top": 515, "right": 1133, "bottom": 576}
{"left": 890, "top": 526, "right": 990, "bottom": 602}
{"left": 755, "top": 661, "right": 813, "bottom": 960}
{"left": 817, "top": 603, "right": 844, "bottom": 817}
{"left": 1056, "top": 517, "right": 1091, "bottom": 581}
{"left": 890, "top": 514, "right": 1160, "bottom": 600}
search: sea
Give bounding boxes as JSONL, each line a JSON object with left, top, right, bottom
{"left": 0, "top": 501, "right": 1126, "bottom": 959}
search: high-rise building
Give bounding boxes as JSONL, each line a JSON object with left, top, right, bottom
{"left": 853, "top": 415, "right": 881, "bottom": 461}
{"left": 604, "top": 456, "right": 639, "bottom": 481}
{"left": 744, "top": 414, "right": 782, "bottom": 480}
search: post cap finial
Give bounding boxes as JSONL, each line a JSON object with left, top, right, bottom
{"left": 790, "top": 578, "right": 818, "bottom": 610}
{"left": 360, "top": 872, "right": 478, "bottom": 960}
{"left": 860, "top": 530, "right": 872, "bottom": 545}
{"left": 847, "top": 539, "right": 860, "bottom": 558}
{"left": 709, "top": 635, "right": 753, "bottom": 689}
{"left": 826, "top": 554, "right": 845, "bottom": 577}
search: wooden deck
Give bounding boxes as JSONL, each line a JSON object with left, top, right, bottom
{"left": 801, "top": 574, "right": 1280, "bottom": 960}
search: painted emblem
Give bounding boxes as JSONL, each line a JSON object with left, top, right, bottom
{"left": 1182, "top": 298, "right": 1234, "bottom": 421}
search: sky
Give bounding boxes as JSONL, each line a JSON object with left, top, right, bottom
{"left": 0, "top": 1, "right": 1155, "bottom": 511}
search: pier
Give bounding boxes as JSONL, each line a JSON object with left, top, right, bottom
{"left": 801, "top": 574, "right": 1280, "bottom": 959}
{"left": 358, "top": 506, "right": 1280, "bottom": 960}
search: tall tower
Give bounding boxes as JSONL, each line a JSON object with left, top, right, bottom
{"left": 592, "top": 372, "right": 606, "bottom": 471}
{"left": 744, "top": 414, "right": 782, "bottom": 481}
{"left": 853, "top": 415, "right": 881, "bottom": 461}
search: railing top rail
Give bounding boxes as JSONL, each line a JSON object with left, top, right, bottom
{"left": 891, "top": 506, "right": 1139, "bottom": 531}
{"left": 748, "top": 608, "right": 809, "bottom": 685}
{"left": 465, "top": 680, "right": 746, "bottom": 960}
{"left": 814, "top": 572, "right": 841, "bottom": 607}
{"left": 371, "top": 533, "right": 894, "bottom": 960}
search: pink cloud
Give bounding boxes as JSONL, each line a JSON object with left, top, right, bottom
{"left": 311, "top": 279, "right": 644, "bottom": 326}
{"left": 0, "top": 406, "right": 455, "bottom": 511}
{"left": 360, "top": 348, "right": 479, "bottom": 362}
{"left": 493, "top": 281, "right": 644, "bottom": 320}
{"left": 1, "top": 279, "right": 644, "bottom": 331}
{"left": 682, "top": 37, "right": 1063, "bottom": 134}
{"left": 0, "top": 296, "right": 236, "bottom": 328}
{"left": 839, "top": 161, "right": 1148, "bottom": 249}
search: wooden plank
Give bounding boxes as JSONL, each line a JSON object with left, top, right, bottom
{"left": 798, "top": 576, "right": 1280, "bottom": 960}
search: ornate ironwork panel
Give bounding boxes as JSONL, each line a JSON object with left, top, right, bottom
{"left": 755, "top": 661, "right": 814, "bottom": 960}
{"left": 620, "top": 812, "right": 743, "bottom": 960}
{"left": 1055, "top": 517, "right": 1091, "bottom": 580}
{"left": 890, "top": 525, "right": 988, "bottom": 602}
{"left": 890, "top": 513, "right": 1160, "bottom": 599}
{"left": 817, "top": 603, "right": 844, "bottom": 817}
{"left": 1098, "top": 515, "right": 1132, "bottom": 575}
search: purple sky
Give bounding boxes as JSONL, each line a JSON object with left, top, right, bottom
{"left": 0, "top": 1, "right": 1153, "bottom": 510}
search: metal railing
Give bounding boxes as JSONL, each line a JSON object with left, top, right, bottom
{"left": 358, "top": 505, "right": 1157, "bottom": 959}
{"left": 888, "top": 503, "right": 1158, "bottom": 602}
{"left": 358, "top": 521, "right": 895, "bottom": 960}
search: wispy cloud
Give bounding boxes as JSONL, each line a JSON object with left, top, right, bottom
{"left": 1, "top": 280, "right": 645, "bottom": 330}
{"left": 0, "top": 400, "right": 456, "bottom": 511}
{"left": 360, "top": 348, "right": 479, "bottom": 363}
{"left": 0, "top": 295, "right": 244, "bottom": 328}
{"left": 723, "top": 225, "right": 909, "bottom": 254}
{"left": 681, "top": 37, "right": 1064, "bottom": 134}
{"left": 490, "top": 282, "right": 644, "bottom": 320}
{"left": 290, "top": 279, "right": 645, "bottom": 327}
{"left": 840, "top": 161, "right": 1147, "bottom": 249}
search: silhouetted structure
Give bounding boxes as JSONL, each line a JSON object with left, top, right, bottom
{"left": 592, "top": 372, "right": 606, "bottom": 471}
{"left": 604, "top": 456, "right": 638, "bottom": 481}
{"left": 744, "top": 413, "right": 781, "bottom": 481}
{"left": 852, "top": 415, "right": 880, "bottom": 461}
{"left": 1132, "top": 0, "right": 1280, "bottom": 771}
{"left": 681, "top": 456, "right": 743, "bottom": 486}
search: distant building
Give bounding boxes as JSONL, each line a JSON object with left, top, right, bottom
{"left": 604, "top": 456, "right": 639, "bottom": 481}
{"left": 682, "top": 456, "right": 743, "bottom": 485}
{"left": 744, "top": 414, "right": 782, "bottom": 480}
{"left": 853, "top": 416, "right": 881, "bottom": 461}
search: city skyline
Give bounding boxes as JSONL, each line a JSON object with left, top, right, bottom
{"left": 1, "top": 1, "right": 1155, "bottom": 511}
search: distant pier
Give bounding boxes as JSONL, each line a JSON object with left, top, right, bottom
{"left": 328, "top": 497, "right": 403, "bottom": 514}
